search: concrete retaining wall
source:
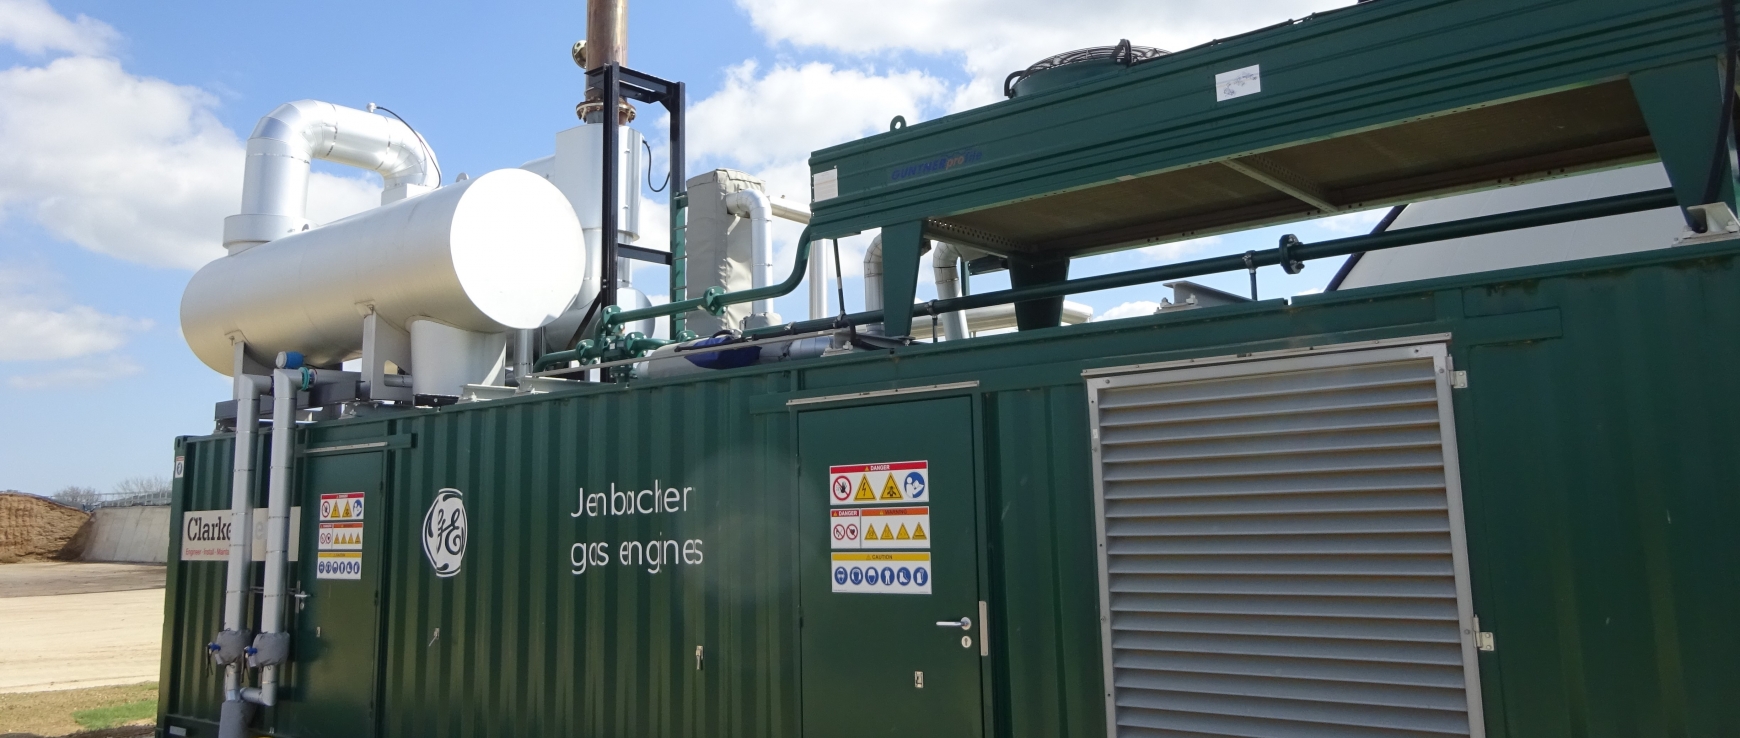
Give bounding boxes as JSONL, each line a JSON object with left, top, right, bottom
{"left": 80, "top": 506, "right": 171, "bottom": 563}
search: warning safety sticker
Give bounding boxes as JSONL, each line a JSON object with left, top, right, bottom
{"left": 318, "top": 522, "right": 363, "bottom": 551}
{"left": 831, "top": 552, "right": 931, "bottom": 595}
{"left": 829, "top": 461, "right": 928, "bottom": 506}
{"left": 316, "top": 551, "right": 362, "bottom": 580}
{"left": 318, "top": 492, "right": 365, "bottom": 521}
{"left": 833, "top": 507, "right": 929, "bottom": 550}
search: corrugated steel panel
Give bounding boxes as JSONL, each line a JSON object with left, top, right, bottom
{"left": 158, "top": 238, "right": 1740, "bottom": 738}
{"left": 377, "top": 374, "right": 801, "bottom": 738}
{"left": 1088, "top": 344, "right": 1483, "bottom": 737}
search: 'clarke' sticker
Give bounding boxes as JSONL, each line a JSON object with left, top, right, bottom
{"left": 831, "top": 552, "right": 931, "bottom": 595}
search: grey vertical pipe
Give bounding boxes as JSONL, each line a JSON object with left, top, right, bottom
{"left": 600, "top": 63, "right": 621, "bottom": 318}
{"left": 931, "top": 242, "right": 972, "bottom": 341}
{"left": 514, "top": 329, "right": 536, "bottom": 384}
{"left": 809, "top": 239, "right": 830, "bottom": 319}
{"left": 221, "top": 374, "right": 260, "bottom": 698}
{"left": 243, "top": 368, "right": 296, "bottom": 707}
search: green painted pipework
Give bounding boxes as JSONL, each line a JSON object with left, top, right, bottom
{"left": 531, "top": 227, "right": 816, "bottom": 372}
{"left": 743, "top": 187, "right": 1680, "bottom": 338}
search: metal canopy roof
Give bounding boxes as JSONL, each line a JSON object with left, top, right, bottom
{"left": 806, "top": 0, "right": 1731, "bottom": 258}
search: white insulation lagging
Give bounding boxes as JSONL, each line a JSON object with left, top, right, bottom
{"left": 724, "top": 189, "right": 778, "bottom": 322}
{"left": 862, "top": 236, "right": 984, "bottom": 340}
{"left": 930, "top": 241, "right": 980, "bottom": 341}
{"left": 224, "top": 100, "right": 440, "bottom": 251}
{"left": 242, "top": 368, "right": 298, "bottom": 707}
{"left": 221, "top": 373, "right": 264, "bottom": 697}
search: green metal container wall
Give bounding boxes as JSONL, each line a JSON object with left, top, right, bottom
{"left": 379, "top": 374, "right": 801, "bottom": 738}
{"left": 161, "top": 239, "right": 1740, "bottom": 737}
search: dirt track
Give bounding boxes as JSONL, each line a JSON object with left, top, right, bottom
{"left": 0, "top": 564, "right": 166, "bottom": 694}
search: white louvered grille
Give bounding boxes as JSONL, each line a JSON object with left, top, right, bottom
{"left": 1088, "top": 344, "right": 1482, "bottom": 738}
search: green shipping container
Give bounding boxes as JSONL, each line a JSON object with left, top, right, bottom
{"left": 158, "top": 237, "right": 1740, "bottom": 738}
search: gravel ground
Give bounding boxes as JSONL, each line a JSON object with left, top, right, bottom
{"left": 0, "top": 564, "right": 166, "bottom": 694}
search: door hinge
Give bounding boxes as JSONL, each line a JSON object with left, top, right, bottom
{"left": 1473, "top": 616, "right": 1495, "bottom": 652}
{"left": 1451, "top": 370, "right": 1468, "bottom": 389}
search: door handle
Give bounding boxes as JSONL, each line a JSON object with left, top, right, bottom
{"left": 935, "top": 617, "right": 972, "bottom": 630}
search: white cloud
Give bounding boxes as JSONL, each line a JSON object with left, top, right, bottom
{"left": 7, "top": 354, "right": 143, "bottom": 388}
{"left": 1314, "top": 207, "right": 1390, "bottom": 235}
{"left": 1139, "top": 235, "right": 1223, "bottom": 262}
{"left": 689, "top": 61, "right": 949, "bottom": 195}
{"left": 736, "top": 0, "right": 1355, "bottom": 109}
{"left": 0, "top": 4, "right": 379, "bottom": 270}
{"left": 1096, "top": 300, "right": 1162, "bottom": 321}
{"left": 0, "top": 0, "right": 116, "bottom": 56}
{"left": 0, "top": 267, "right": 152, "bottom": 361}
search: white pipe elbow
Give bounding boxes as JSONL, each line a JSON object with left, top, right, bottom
{"left": 724, "top": 189, "right": 777, "bottom": 319}
{"left": 223, "top": 100, "right": 441, "bottom": 251}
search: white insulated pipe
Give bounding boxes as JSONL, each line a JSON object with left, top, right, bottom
{"left": 931, "top": 241, "right": 976, "bottom": 341}
{"left": 863, "top": 235, "right": 984, "bottom": 340}
{"left": 760, "top": 197, "right": 828, "bottom": 320}
{"left": 221, "top": 373, "right": 266, "bottom": 698}
{"left": 242, "top": 367, "right": 297, "bottom": 707}
{"left": 809, "top": 241, "right": 831, "bottom": 320}
{"left": 223, "top": 100, "right": 440, "bottom": 251}
{"left": 724, "top": 189, "right": 776, "bottom": 320}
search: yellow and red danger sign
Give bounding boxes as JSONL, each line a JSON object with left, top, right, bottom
{"left": 318, "top": 492, "right": 365, "bottom": 522}
{"left": 318, "top": 521, "right": 364, "bottom": 551}
{"left": 831, "top": 506, "right": 931, "bottom": 550}
{"left": 829, "top": 461, "right": 928, "bottom": 506}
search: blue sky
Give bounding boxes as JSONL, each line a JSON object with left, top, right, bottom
{"left": 0, "top": 0, "right": 1368, "bottom": 496}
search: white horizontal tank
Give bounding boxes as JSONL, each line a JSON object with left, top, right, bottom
{"left": 181, "top": 168, "right": 585, "bottom": 375}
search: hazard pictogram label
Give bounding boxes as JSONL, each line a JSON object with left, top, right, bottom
{"left": 319, "top": 492, "right": 365, "bottom": 521}
{"left": 832, "top": 506, "right": 929, "bottom": 550}
{"left": 828, "top": 461, "right": 928, "bottom": 506}
{"left": 829, "top": 509, "right": 862, "bottom": 550}
{"left": 318, "top": 522, "right": 364, "bottom": 551}
{"left": 830, "top": 552, "right": 931, "bottom": 595}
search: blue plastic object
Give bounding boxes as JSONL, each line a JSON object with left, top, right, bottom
{"left": 682, "top": 335, "right": 762, "bottom": 370}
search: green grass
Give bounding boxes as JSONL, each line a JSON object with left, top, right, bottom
{"left": 71, "top": 699, "right": 155, "bottom": 730}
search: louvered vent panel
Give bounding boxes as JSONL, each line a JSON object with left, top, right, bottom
{"left": 1090, "top": 349, "right": 1481, "bottom": 738}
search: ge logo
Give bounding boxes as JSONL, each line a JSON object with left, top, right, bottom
{"left": 421, "top": 489, "right": 467, "bottom": 578}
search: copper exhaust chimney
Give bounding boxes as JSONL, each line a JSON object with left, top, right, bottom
{"left": 586, "top": 0, "right": 626, "bottom": 70}
{"left": 575, "top": 0, "right": 633, "bottom": 122}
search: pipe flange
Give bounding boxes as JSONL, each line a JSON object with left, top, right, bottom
{"left": 1277, "top": 234, "right": 1306, "bottom": 275}
{"left": 574, "top": 99, "right": 637, "bottom": 124}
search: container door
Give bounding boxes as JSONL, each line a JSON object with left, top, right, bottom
{"left": 798, "top": 397, "right": 984, "bottom": 738}
{"left": 284, "top": 451, "right": 384, "bottom": 738}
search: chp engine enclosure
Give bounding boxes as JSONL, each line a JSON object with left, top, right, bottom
{"left": 160, "top": 239, "right": 1740, "bottom": 738}
{"left": 181, "top": 168, "right": 585, "bottom": 375}
{"left": 158, "top": 0, "right": 1740, "bottom": 737}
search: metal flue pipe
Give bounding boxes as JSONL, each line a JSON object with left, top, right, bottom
{"left": 585, "top": 0, "right": 627, "bottom": 71}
